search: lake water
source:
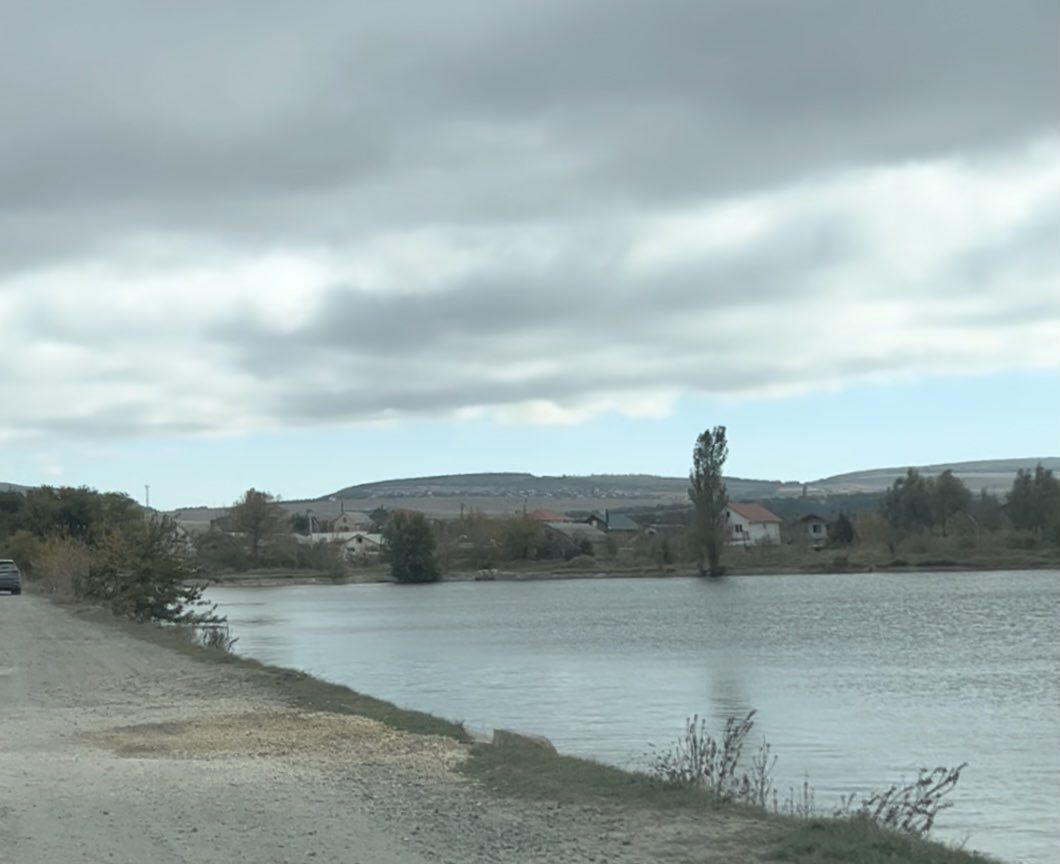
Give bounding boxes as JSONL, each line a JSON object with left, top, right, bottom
{"left": 208, "top": 571, "right": 1060, "bottom": 863}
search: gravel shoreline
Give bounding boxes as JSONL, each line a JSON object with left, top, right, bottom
{"left": 0, "top": 592, "right": 771, "bottom": 863}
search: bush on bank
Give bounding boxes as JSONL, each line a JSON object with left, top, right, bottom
{"left": 0, "top": 486, "right": 219, "bottom": 625}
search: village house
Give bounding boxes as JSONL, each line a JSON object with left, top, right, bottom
{"left": 327, "top": 510, "right": 373, "bottom": 533}
{"left": 343, "top": 532, "right": 384, "bottom": 565}
{"left": 799, "top": 513, "right": 829, "bottom": 547}
{"left": 542, "top": 521, "right": 609, "bottom": 557}
{"left": 583, "top": 510, "right": 641, "bottom": 534}
{"left": 299, "top": 530, "right": 385, "bottom": 565}
{"left": 725, "top": 502, "right": 782, "bottom": 546}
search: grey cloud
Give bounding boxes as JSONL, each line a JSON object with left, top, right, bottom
{"left": 19, "top": 414, "right": 215, "bottom": 440}
{"left": 206, "top": 200, "right": 861, "bottom": 376}
{"left": 2, "top": 0, "right": 1056, "bottom": 272}
{"left": 951, "top": 201, "right": 1060, "bottom": 293}
{"left": 3, "top": 1, "right": 1059, "bottom": 442}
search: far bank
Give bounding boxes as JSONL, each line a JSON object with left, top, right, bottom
{"left": 203, "top": 544, "right": 1060, "bottom": 587}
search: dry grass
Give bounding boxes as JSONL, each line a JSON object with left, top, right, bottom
{"left": 86, "top": 710, "right": 467, "bottom": 774}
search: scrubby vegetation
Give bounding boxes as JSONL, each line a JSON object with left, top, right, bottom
{"left": 0, "top": 486, "right": 218, "bottom": 624}
{"left": 645, "top": 710, "right": 985, "bottom": 862}
{"left": 649, "top": 710, "right": 965, "bottom": 838}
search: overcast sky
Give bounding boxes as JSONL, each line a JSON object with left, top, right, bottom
{"left": 2, "top": 1, "right": 1058, "bottom": 508}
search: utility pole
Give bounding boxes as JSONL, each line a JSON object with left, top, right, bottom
{"left": 145, "top": 485, "right": 151, "bottom": 509}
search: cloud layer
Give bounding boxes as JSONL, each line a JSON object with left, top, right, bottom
{"left": 2, "top": 0, "right": 1058, "bottom": 442}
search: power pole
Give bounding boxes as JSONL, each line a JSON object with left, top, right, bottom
{"left": 145, "top": 484, "right": 151, "bottom": 509}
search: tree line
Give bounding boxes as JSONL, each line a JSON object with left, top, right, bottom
{"left": 0, "top": 486, "right": 217, "bottom": 624}
{"left": 879, "top": 465, "right": 1060, "bottom": 540}
{"left": 4, "top": 446, "right": 1055, "bottom": 598}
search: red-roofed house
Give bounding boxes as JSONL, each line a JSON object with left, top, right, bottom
{"left": 726, "top": 502, "right": 782, "bottom": 546}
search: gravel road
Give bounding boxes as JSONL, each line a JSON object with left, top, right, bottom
{"left": 0, "top": 593, "right": 767, "bottom": 863}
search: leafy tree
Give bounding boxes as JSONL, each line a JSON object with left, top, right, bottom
{"left": 500, "top": 515, "right": 543, "bottom": 561}
{"left": 830, "top": 512, "right": 856, "bottom": 546}
{"left": 229, "top": 488, "right": 288, "bottom": 564}
{"left": 193, "top": 529, "right": 250, "bottom": 572}
{"left": 932, "top": 470, "right": 972, "bottom": 534}
{"left": 384, "top": 512, "right": 440, "bottom": 583}
{"left": 689, "top": 426, "right": 729, "bottom": 577}
{"left": 881, "top": 469, "right": 935, "bottom": 532}
{"left": 83, "top": 515, "right": 219, "bottom": 624}
{"left": 881, "top": 469, "right": 973, "bottom": 536}
{"left": 1007, "top": 465, "right": 1060, "bottom": 535}
{"left": 0, "top": 491, "right": 26, "bottom": 541}
{"left": 17, "top": 486, "right": 140, "bottom": 543}
{"left": 436, "top": 511, "right": 499, "bottom": 569}
{"left": 970, "top": 490, "right": 1005, "bottom": 532}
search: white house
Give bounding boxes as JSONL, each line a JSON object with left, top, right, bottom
{"left": 297, "top": 530, "right": 384, "bottom": 565}
{"left": 343, "top": 532, "right": 383, "bottom": 565}
{"left": 725, "top": 502, "right": 782, "bottom": 546}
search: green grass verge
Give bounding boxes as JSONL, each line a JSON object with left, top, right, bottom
{"left": 769, "top": 815, "right": 999, "bottom": 863}
{"left": 460, "top": 737, "right": 725, "bottom": 810}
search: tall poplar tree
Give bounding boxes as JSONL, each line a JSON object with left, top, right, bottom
{"left": 689, "top": 426, "right": 729, "bottom": 577}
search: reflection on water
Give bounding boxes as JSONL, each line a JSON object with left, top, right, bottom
{"left": 209, "top": 571, "right": 1060, "bottom": 864}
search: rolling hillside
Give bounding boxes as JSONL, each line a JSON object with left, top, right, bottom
{"left": 806, "top": 457, "right": 1060, "bottom": 496}
{"left": 321, "top": 458, "right": 1058, "bottom": 516}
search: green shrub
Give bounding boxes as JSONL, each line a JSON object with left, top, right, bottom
{"left": 383, "top": 512, "right": 440, "bottom": 583}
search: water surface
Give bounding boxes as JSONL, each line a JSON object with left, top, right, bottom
{"left": 209, "top": 571, "right": 1059, "bottom": 863}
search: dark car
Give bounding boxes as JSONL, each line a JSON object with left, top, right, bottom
{"left": 0, "top": 559, "right": 22, "bottom": 594}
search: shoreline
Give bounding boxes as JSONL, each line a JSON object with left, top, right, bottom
{"left": 204, "top": 559, "right": 1060, "bottom": 588}
{"left": 18, "top": 588, "right": 1004, "bottom": 863}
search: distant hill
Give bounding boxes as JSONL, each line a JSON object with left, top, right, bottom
{"left": 322, "top": 472, "right": 784, "bottom": 518}
{"left": 330, "top": 471, "right": 787, "bottom": 509}
{"left": 0, "top": 482, "right": 28, "bottom": 494}
{"left": 322, "top": 458, "right": 1057, "bottom": 517}
{"left": 805, "top": 457, "right": 1060, "bottom": 496}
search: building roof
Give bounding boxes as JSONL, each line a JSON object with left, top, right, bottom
{"left": 727, "top": 502, "right": 782, "bottom": 524}
{"left": 798, "top": 513, "right": 828, "bottom": 523}
{"left": 543, "top": 522, "right": 608, "bottom": 541}
{"left": 344, "top": 532, "right": 383, "bottom": 546}
{"left": 587, "top": 511, "right": 640, "bottom": 531}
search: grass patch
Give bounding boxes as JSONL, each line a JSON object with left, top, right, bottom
{"left": 770, "top": 815, "right": 998, "bottom": 863}
{"left": 461, "top": 736, "right": 725, "bottom": 811}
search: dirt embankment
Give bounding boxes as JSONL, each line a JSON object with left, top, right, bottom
{"left": 0, "top": 593, "right": 770, "bottom": 864}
